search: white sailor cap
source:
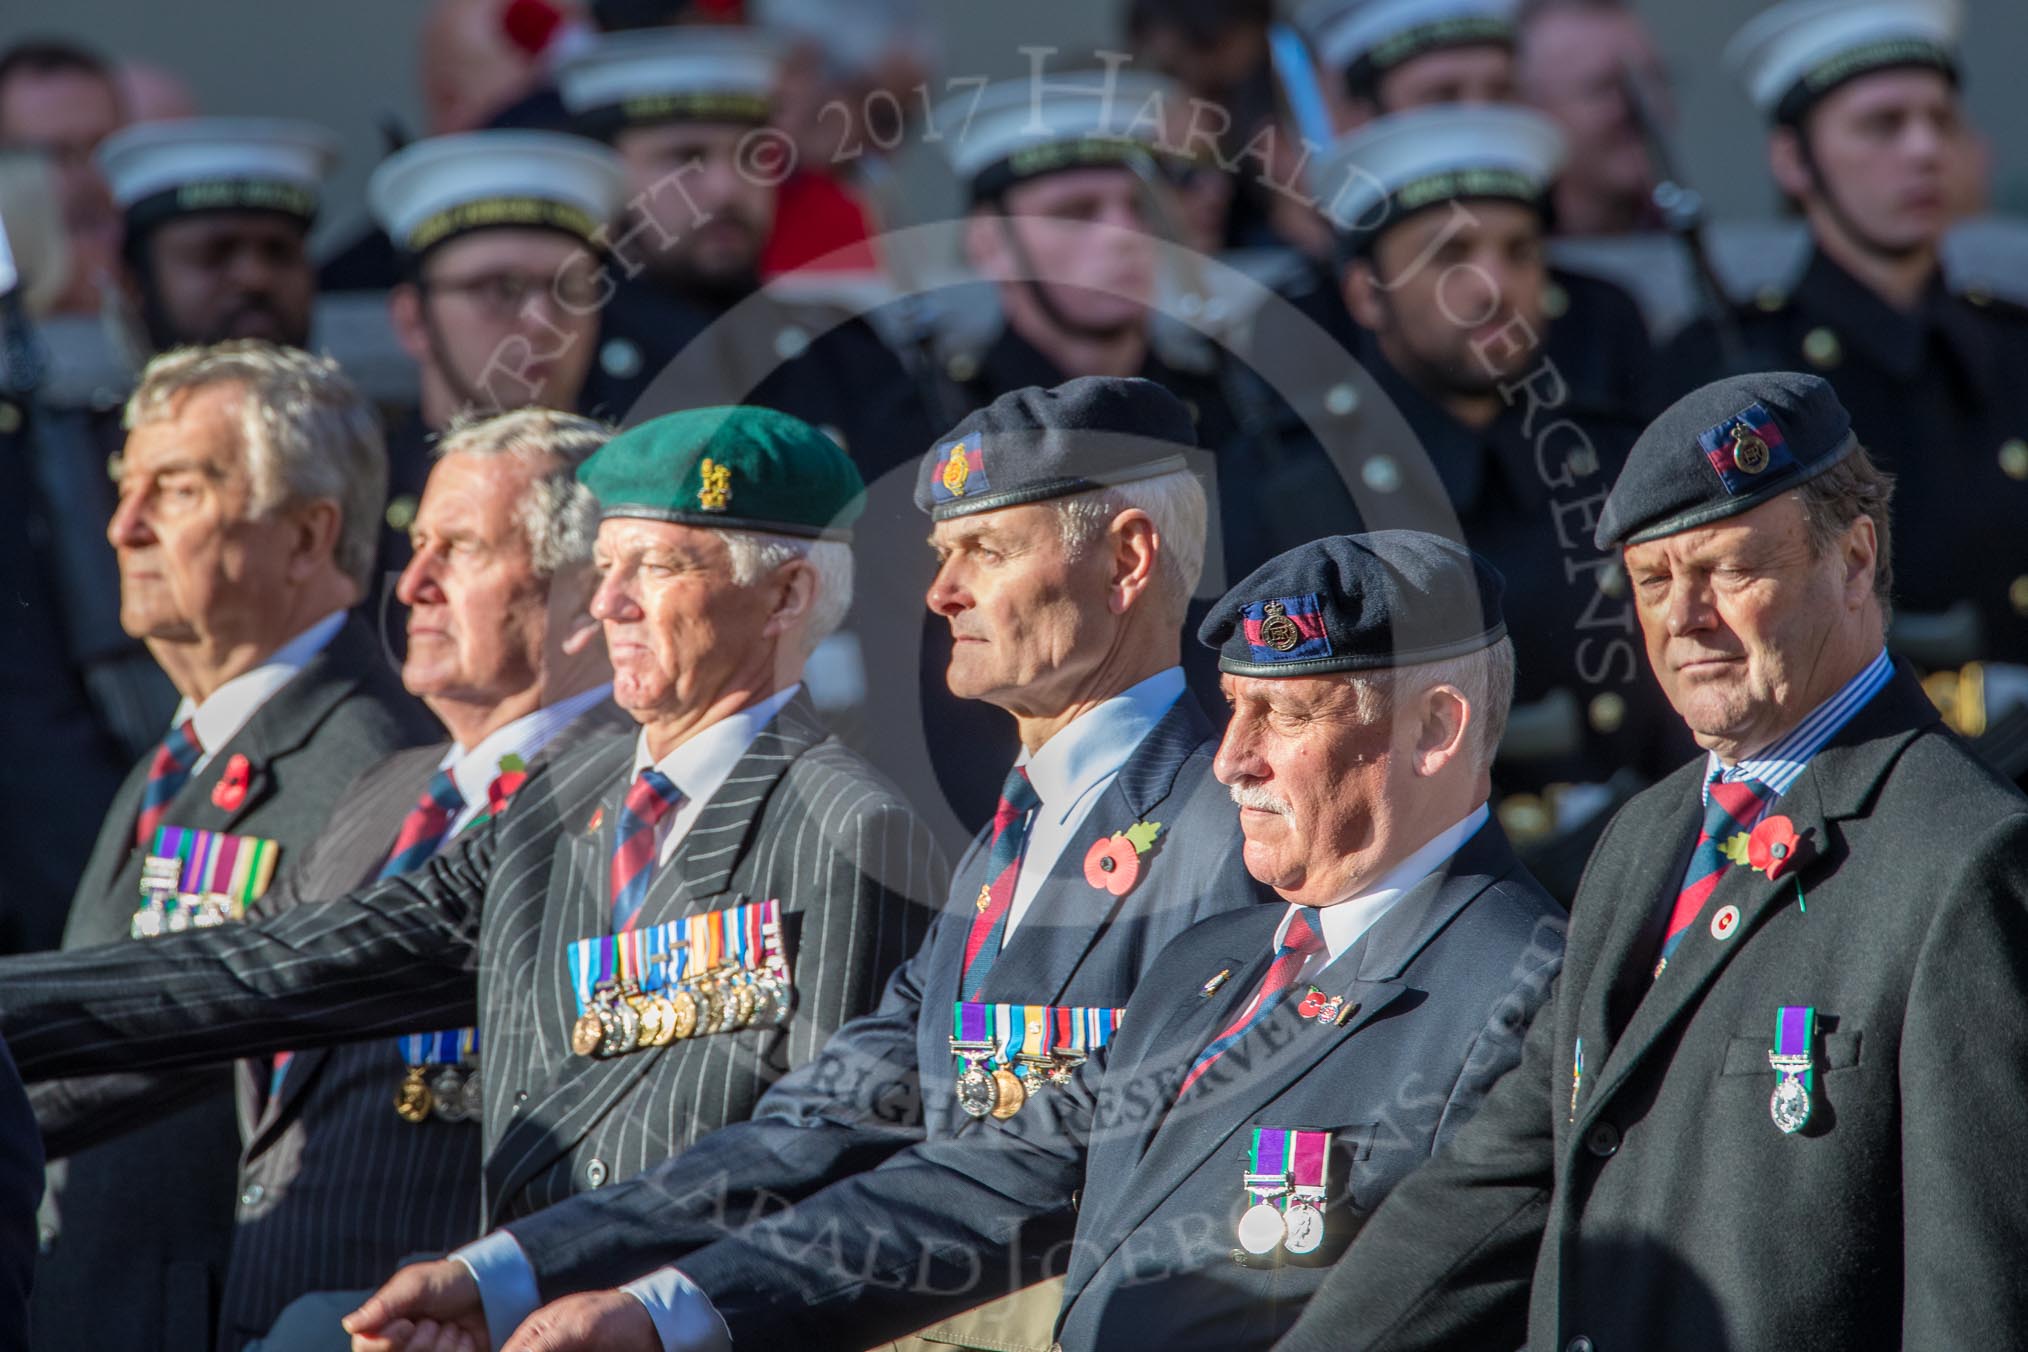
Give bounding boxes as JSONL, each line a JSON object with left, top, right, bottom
{"left": 557, "top": 26, "right": 785, "bottom": 138}
{"left": 935, "top": 69, "right": 1185, "bottom": 202}
{"left": 368, "top": 130, "right": 627, "bottom": 257}
{"left": 1725, "top": 0, "right": 1962, "bottom": 124}
{"left": 1300, "top": 0, "right": 1515, "bottom": 85}
{"left": 97, "top": 117, "right": 340, "bottom": 233}
{"left": 1313, "top": 104, "right": 1564, "bottom": 254}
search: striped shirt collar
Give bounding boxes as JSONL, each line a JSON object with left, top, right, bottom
{"left": 1703, "top": 648, "right": 1893, "bottom": 802}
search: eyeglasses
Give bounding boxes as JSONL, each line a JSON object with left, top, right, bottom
{"left": 421, "top": 270, "right": 604, "bottom": 318}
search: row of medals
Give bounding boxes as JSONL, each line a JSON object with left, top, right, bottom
{"left": 571, "top": 963, "right": 790, "bottom": 1059}
{"left": 950, "top": 1043, "right": 1085, "bottom": 1120}
{"left": 395, "top": 1059, "right": 483, "bottom": 1124}
{"left": 133, "top": 872, "right": 237, "bottom": 937}
{"left": 1238, "top": 1175, "right": 1326, "bottom": 1258}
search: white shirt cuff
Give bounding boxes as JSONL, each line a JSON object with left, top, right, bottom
{"left": 451, "top": 1231, "right": 543, "bottom": 1350}
{"left": 620, "top": 1266, "right": 734, "bottom": 1352}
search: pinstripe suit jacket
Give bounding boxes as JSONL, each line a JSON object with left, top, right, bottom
{"left": 0, "top": 693, "right": 942, "bottom": 1251}
{"left": 211, "top": 700, "right": 635, "bottom": 1350}
{"left": 503, "top": 693, "right": 1274, "bottom": 1301}
{"left": 28, "top": 615, "right": 439, "bottom": 1352}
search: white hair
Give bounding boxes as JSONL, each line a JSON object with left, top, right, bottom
{"left": 1349, "top": 636, "right": 1518, "bottom": 772}
{"left": 1051, "top": 467, "right": 1208, "bottom": 624}
{"left": 721, "top": 529, "right": 855, "bottom": 659}
{"left": 126, "top": 340, "right": 384, "bottom": 592}
{"left": 435, "top": 408, "right": 609, "bottom": 578}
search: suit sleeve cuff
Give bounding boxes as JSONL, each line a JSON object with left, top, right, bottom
{"left": 620, "top": 1267, "right": 734, "bottom": 1352}
{"left": 451, "top": 1231, "right": 543, "bottom": 1349}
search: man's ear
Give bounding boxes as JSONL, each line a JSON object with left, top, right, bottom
{"left": 1412, "top": 683, "right": 1472, "bottom": 778}
{"left": 761, "top": 556, "right": 818, "bottom": 639}
{"left": 1343, "top": 259, "right": 1385, "bottom": 331}
{"left": 1106, "top": 509, "right": 1161, "bottom": 616}
{"left": 1841, "top": 513, "right": 1879, "bottom": 611}
{"left": 964, "top": 208, "right": 1011, "bottom": 282}
{"left": 1768, "top": 127, "right": 1813, "bottom": 204}
{"left": 283, "top": 497, "right": 346, "bottom": 584}
{"left": 389, "top": 283, "right": 430, "bottom": 365}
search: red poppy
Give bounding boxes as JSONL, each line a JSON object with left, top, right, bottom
{"left": 211, "top": 754, "right": 252, "bottom": 812}
{"left": 1083, "top": 835, "right": 1142, "bottom": 896}
{"left": 487, "top": 769, "right": 530, "bottom": 819}
{"left": 1747, "top": 815, "right": 1805, "bottom": 880}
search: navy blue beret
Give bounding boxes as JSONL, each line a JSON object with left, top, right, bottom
{"left": 1594, "top": 371, "right": 1856, "bottom": 550}
{"left": 914, "top": 376, "right": 1195, "bottom": 522}
{"left": 1199, "top": 531, "right": 1507, "bottom": 677}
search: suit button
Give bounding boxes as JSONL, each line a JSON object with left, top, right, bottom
{"left": 513, "top": 1090, "right": 528, "bottom": 1111}
{"left": 239, "top": 1183, "right": 266, "bottom": 1207}
{"left": 1566, "top": 1338, "right": 1594, "bottom": 1352}
{"left": 1584, "top": 1123, "right": 1620, "bottom": 1158}
{"left": 584, "top": 1158, "right": 609, "bottom": 1188}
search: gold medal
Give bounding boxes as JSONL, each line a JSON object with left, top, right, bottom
{"left": 667, "top": 988, "right": 699, "bottom": 1040}
{"left": 989, "top": 1067, "right": 1027, "bottom": 1119}
{"left": 638, "top": 996, "right": 674, "bottom": 1047}
{"left": 726, "top": 978, "right": 759, "bottom": 1030}
{"left": 394, "top": 1067, "right": 434, "bottom": 1124}
{"left": 570, "top": 1010, "right": 606, "bottom": 1058}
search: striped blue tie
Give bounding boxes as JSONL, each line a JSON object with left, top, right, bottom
{"left": 376, "top": 770, "right": 466, "bottom": 880}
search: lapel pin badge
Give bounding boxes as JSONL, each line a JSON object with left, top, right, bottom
{"left": 1083, "top": 819, "right": 1163, "bottom": 897}
{"left": 1710, "top": 904, "right": 1742, "bottom": 942}
{"left": 1199, "top": 967, "right": 1232, "bottom": 998}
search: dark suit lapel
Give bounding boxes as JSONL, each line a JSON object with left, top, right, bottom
{"left": 1584, "top": 665, "right": 1935, "bottom": 1116}
{"left": 1085, "top": 826, "right": 1515, "bottom": 1266}
{"left": 968, "top": 696, "right": 1215, "bottom": 1004}
{"left": 489, "top": 700, "right": 824, "bottom": 1213}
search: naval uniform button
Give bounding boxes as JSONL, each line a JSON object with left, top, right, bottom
{"left": 1801, "top": 327, "right": 1842, "bottom": 369}
{"left": 1566, "top": 1337, "right": 1595, "bottom": 1352}
{"left": 384, "top": 495, "right": 419, "bottom": 532}
{"left": 945, "top": 352, "right": 980, "bottom": 383}
{"left": 1754, "top": 286, "right": 1786, "bottom": 312}
{"left": 239, "top": 1183, "right": 266, "bottom": 1207}
{"left": 1584, "top": 1122, "right": 1620, "bottom": 1158}
{"left": 2010, "top": 576, "right": 2028, "bottom": 617}
{"left": 599, "top": 338, "right": 642, "bottom": 380}
{"left": 2000, "top": 439, "right": 2028, "bottom": 480}
{"left": 584, "top": 1157, "right": 609, "bottom": 1188}
{"left": 1589, "top": 692, "right": 1627, "bottom": 735}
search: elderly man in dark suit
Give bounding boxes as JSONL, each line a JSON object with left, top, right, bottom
{"left": 37, "top": 407, "right": 627, "bottom": 1352}
{"left": 0, "top": 405, "right": 943, "bottom": 1346}
{"left": 28, "top": 341, "right": 441, "bottom": 1352}
{"left": 346, "top": 377, "right": 1275, "bottom": 1352}
{"left": 465, "top": 530, "right": 1566, "bottom": 1352}
{"left": 1274, "top": 372, "right": 2028, "bottom": 1352}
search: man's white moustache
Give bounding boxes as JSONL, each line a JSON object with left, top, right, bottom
{"left": 1228, "top": 783, "right": 1290, "bottom": 815}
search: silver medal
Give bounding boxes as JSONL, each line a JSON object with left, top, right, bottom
{"left": 1236, "top": 1201, "right": 1287, "bottom": 1255}
{"left": 1282, "top": 1199, "right": 1325, "bottom": 1256}
{"left": 1770, "top": 1074, "right": 1812, "bottom": 1134}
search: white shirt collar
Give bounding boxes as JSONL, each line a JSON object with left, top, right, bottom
{"left": 1277, "top": 802, "right": 1492, "bottom": 966}
{"left": 629, "top": 684, "right": 801, "bottom": 807}
{"left": 176, "top": 611, "right": 347, "bottom": 760}
{"left": 441, "top": 684, "right": 614, "bottom": 809}
{"left": 1017, "top": 667, "right": 1185, "bottom": 823}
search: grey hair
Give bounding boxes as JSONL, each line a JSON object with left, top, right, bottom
{"left": 1349, "top": 636, "right": 1518, "bottom": 773}
{"left": 435, "top": 408, "right": 610, "bottom": 579}
{"left": 721, "top": 530, "right": 855, "bottom": 659}
{"left": 126, "top": 340, "right": 384, "bottom": 593}
{"left": 1795, "top": 443, "right": 1895, "bottom": 623}
{"left": 1051, "top": 467, "right": 1209, "bottom": 624}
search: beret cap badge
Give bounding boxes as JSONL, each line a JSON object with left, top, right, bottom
{"left": 1732, "top": 428, "right": 1771, "bottom": 475}
{"left": 1259, "top": 600, "right": 1304, "bottom": 653}
{"left": 941, "top": 442, "right": 971, "bottom": 496}
{"left": 697, "top": 457, "right": 732, "bottom": 512}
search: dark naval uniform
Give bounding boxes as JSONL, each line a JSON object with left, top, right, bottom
{"left": 583, "top": 277, "right": 938, "bottom": 490}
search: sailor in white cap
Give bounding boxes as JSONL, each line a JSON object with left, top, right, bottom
{"left": 1290, "top": 0, "right": 1657, "bottom": 414}
{"left": 1301, "top": 0, "right": 1516, "bottom": 126}
{"left": 363, "top": 127, "right": 627, "bottom": 581}
{"left": 96, "top": 116, "right": 338, "bottom": 350}
{"left": 553, "top": 24, "right": 935, "bottom": 483}
{"left": 1658, "top": 0, "right": 2028, "bottom": 698}
{"left": 1284, "top": 103, "right": 1681, "bottom": 894}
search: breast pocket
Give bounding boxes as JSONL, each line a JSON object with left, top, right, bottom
{"left": 1718, "top": 1030, "right": 1863, "bottom": 1076}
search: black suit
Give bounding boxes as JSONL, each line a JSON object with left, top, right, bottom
{"left": 501, "top": 694, "right": 1269, "bottom": 1306}
{"left": 0, "top": 695, "right": 941, "bottom": 1239}
{"left": 657, "top": 822, "right": 1563, "bottom": 1352}
{"left": 1274, "top": 664, "right": 2028, "bottom": 1352}
{"left": 214, "top": 701, "right": 633, "bottom": 1349}
{"left": 29, "top": 615, "right": 439, "bottom": 1352}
